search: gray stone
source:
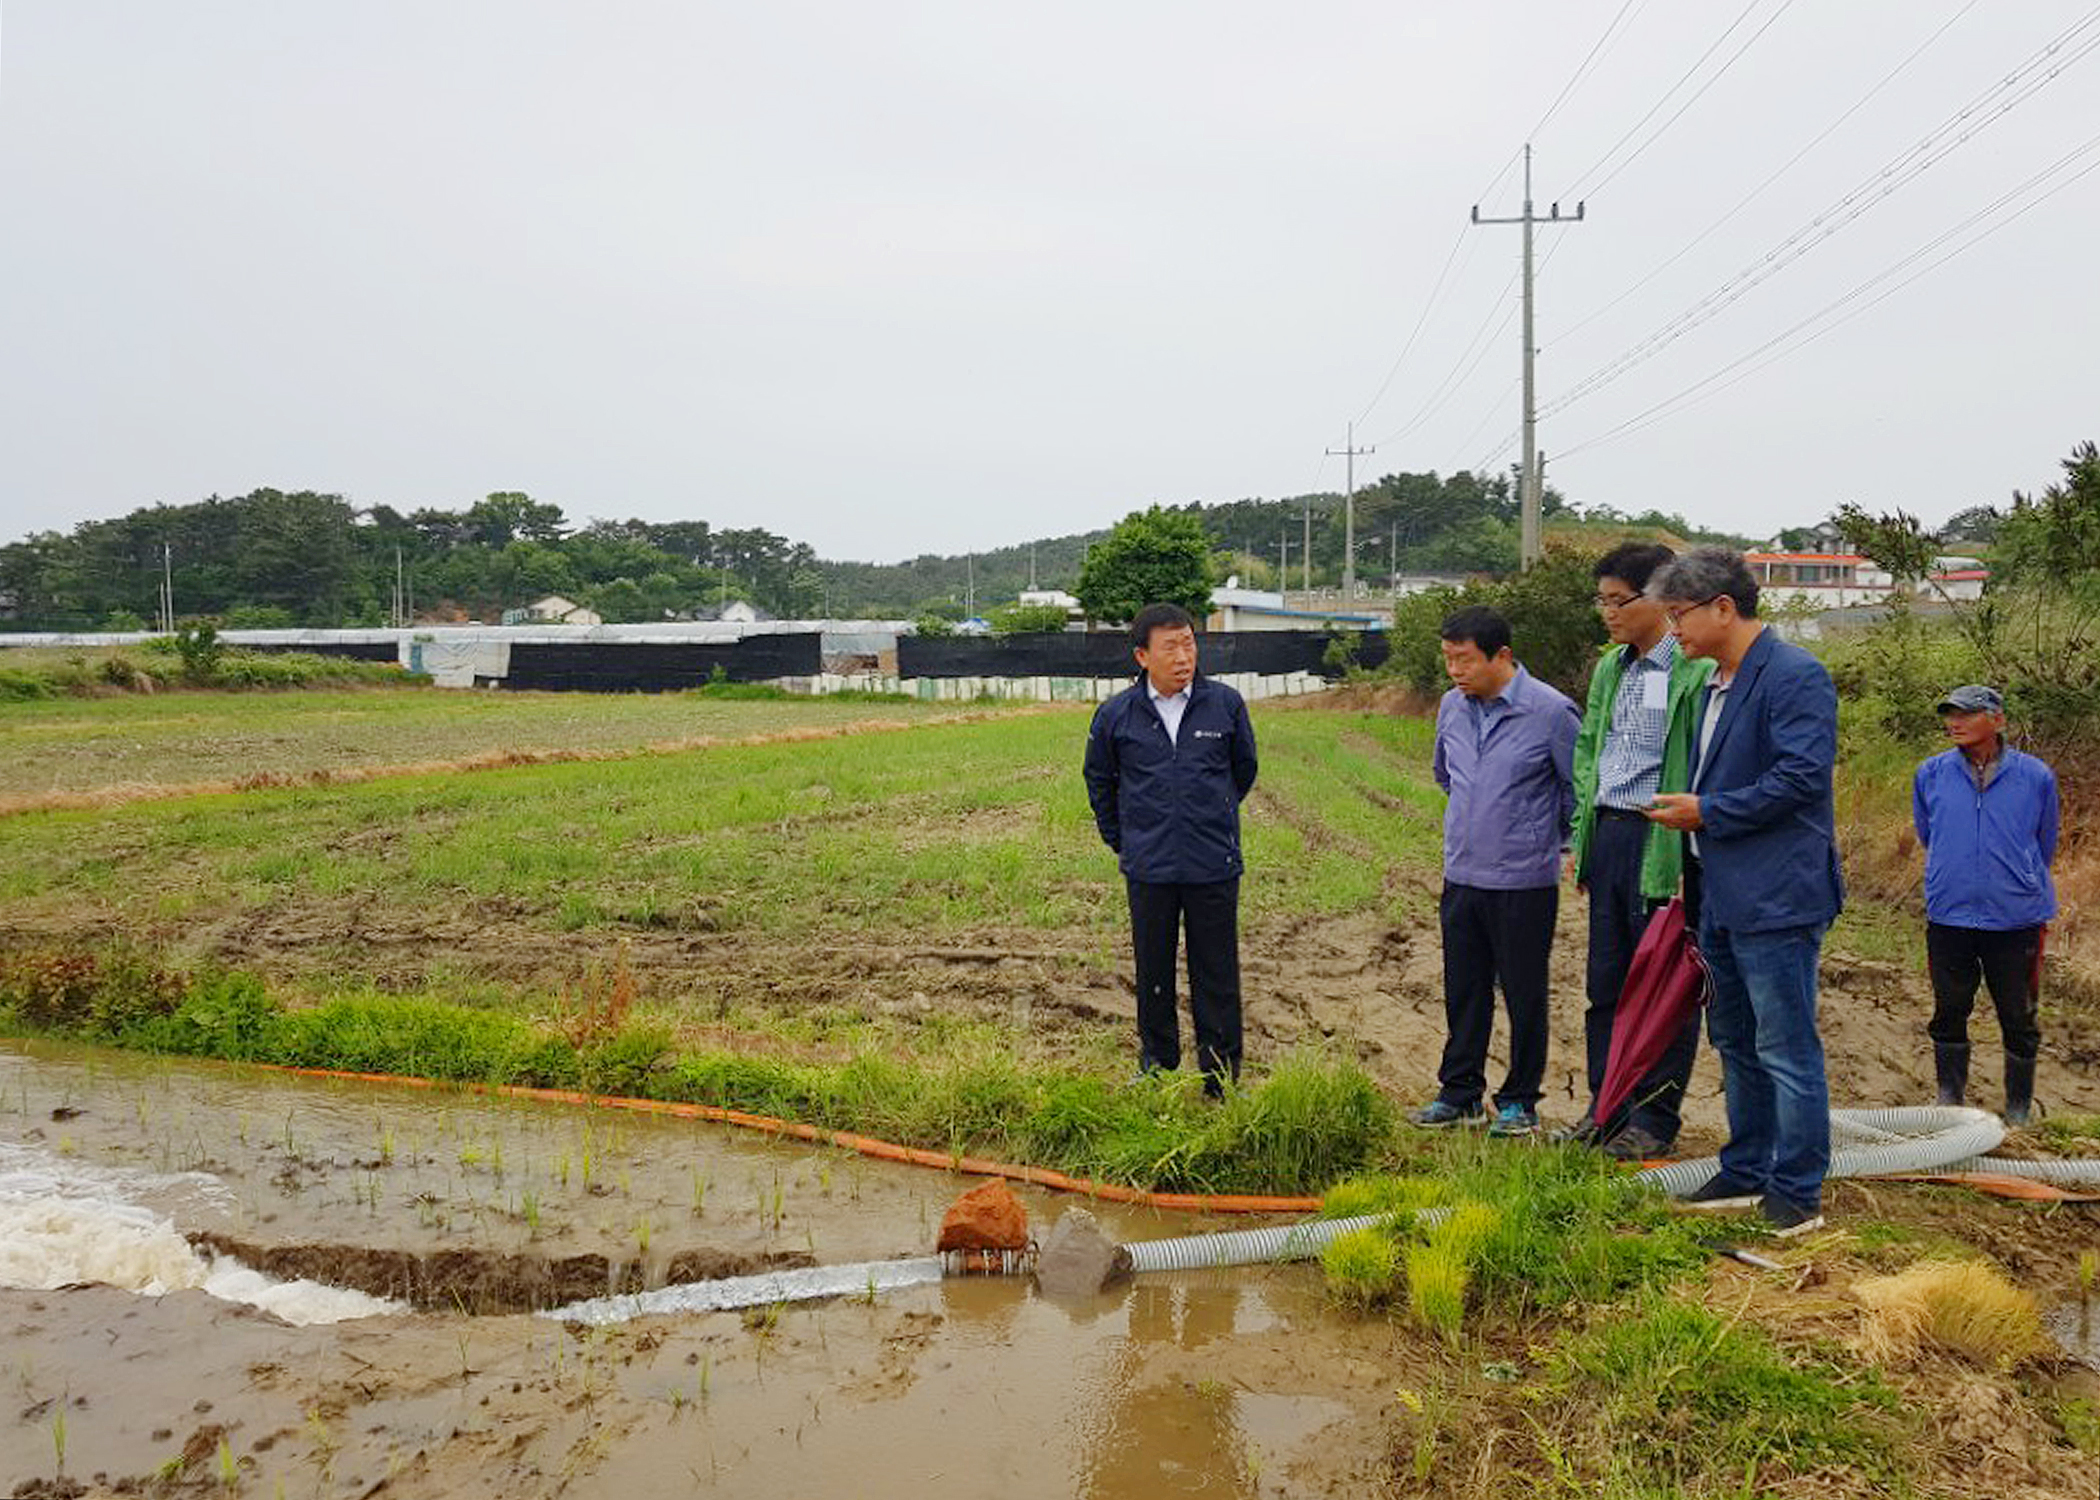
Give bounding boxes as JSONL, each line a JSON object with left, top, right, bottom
{"left": 1033, "top": 1208, "right": 1130, "bottom": 1298}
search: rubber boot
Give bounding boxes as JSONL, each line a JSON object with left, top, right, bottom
{"left": 1932, "top": 1043, "right": 1970, "bottom": 1107}
{"left": 2004, "top": 1053, "right": 2037, "bottom": 1127}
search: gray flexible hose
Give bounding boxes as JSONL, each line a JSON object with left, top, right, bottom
{"left": 1120, "top": 1105, "right": 2100, "bottom": 1277}
{"left": 1122, "top": 1213, "right": 1393, "bottom": 1274}
{"left": 1635, "top": 1105, "right": 2012, "bottom": 1197}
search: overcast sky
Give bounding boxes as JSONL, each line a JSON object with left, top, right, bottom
{"left": 2, "top": 1, "right": 2095, "bottom": 561}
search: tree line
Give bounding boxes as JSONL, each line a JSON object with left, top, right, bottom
{"left": 2, "top": 470, "right": 1739, "bottom": 631}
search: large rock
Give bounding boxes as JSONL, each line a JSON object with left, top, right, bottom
{"left": 1034, "top": 1208, "right": 1130, "bottom": 1297}
{"left": 936, "top": 1180, "right": 1029, "bottom": 1253}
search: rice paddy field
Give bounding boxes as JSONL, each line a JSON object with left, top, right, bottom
{"left": 4, "top": 684, "right": 2099, "bottom": 1498}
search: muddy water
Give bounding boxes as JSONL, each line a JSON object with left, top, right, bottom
{"left": 1, "top": 1042, "right": 1403, "bottom": 1497}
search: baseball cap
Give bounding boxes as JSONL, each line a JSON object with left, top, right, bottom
{"left": 1935, "top": 684, "right": 2004, "bottom": 716}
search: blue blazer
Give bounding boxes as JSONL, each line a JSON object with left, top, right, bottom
{"left": 1691, "top": 628, "right": 1844, "bottom": 933}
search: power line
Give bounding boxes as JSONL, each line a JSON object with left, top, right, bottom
{"left": 1552, "top": 0, "right": 1982, "bottom": 350}
{"left": 1370, "top": 273, "right": 1521, "bottom": 451}
{"left": 1526, "top": 0, "right": 1652, "bottom": 144}
{"left": 1561, "top": 0, "right": 1775, "bottom": 199}
{"left": 1557, "top": 128, "right": 2100, "bottom": 458}
{"left": 1543, "top": 10, "right": 2100, "bottom": 420}
{"left": 1574, "top": 0, "right": 1801, "bottom": 201}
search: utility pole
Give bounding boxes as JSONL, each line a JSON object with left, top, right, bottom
{"left": 1278, "top": 533, "right": 1291, "bottom": 589}
{"left": 1028, "top": 542, "right": 1037, "bottom": 591}
{"left": 965, "top": 553, "right": 975, "bottom": 617}
{"left": 1472, "top": 143, "right": 1583, "bottom": 568}
{"left": 160, "top": 543, "right": 174, "bottom": 634}
{"left": 1327, "top": 422, "right": 1375, "bottom": 600}
{"left": 1300, "top": 499, "right": 1311, "bottom": 596}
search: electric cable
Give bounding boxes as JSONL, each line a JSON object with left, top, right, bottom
{"left": 1556, "top": 128, "right": 2100, "bottom": 458}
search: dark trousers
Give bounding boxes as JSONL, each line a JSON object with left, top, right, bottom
{"left": 1582, "top": 811, "right": 1701, "bottom": 1143}
{"left": 1437, "top": 881, "right": 1556, "bottom": 1111}
{"left": 1925, "top": 923, "right": 2042, "bottom": 1064}
{"left": 1127, "top": 877, "right": 1242, "bottom": 1092}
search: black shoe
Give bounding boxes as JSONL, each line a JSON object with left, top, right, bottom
{"left": 1601, "top": 1124, "right": 1670, "bottom": 1162}
{"left": 1676, "top": 1174, "right": 1762, "bottom": 1211}
{"left": 1408, "top": 1099, "right": 1487, "bottom": 1129}
{"left": 1547, "top": 1115, "right": 1598, "bottom": 1146}
{"left": 1758, "top": 1195, "right": 1825, "bottom": 1238}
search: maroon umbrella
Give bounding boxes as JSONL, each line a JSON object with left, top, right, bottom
{"left": 1592, "top": 897, "right": 1712, "bottom": 1131}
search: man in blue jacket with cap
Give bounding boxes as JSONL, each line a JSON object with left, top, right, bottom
{"left": 1084, "top": 603, "right": 1259, "bottom": 1097}
{"left": 1912, "top": 684, "right": 2059, "bottom": 1124}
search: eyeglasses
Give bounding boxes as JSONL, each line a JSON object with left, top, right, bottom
{"left": 1593, "top": 591, "right": 1641, "bottom": 611}
{"left": 1663, "top": 596, "right": 1724, "bottom": 627}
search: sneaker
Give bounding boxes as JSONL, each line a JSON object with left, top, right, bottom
{"left": 1486, "top": 1103, "right": 1539, "bottom": 1138}
{"left": 1408, "top": 1099, "right": 1486, "bottom": 1129}
{"left": 1601, "top": 1124, "right": 1670, "bottom": 1163}
{"left": 1675, "top": 1174, "right": 1762, "bottom": 1211}
{"left": 1758, "top": 1196, "right": 1825, "bottom": 1238}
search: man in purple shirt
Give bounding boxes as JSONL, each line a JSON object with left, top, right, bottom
{"left": 1412, "top": 606, "right": 1581, "bottom": 1137}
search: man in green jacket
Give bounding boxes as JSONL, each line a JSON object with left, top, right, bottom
{"left": 1564, "top": 543, "right": 1715, "bottom": 1157}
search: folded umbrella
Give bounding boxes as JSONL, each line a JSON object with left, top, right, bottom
{"left": 1592, "top": 897, "right": 1712, "bottom": 1133}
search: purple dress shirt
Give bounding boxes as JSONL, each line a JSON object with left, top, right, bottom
{"left": 1433, "top": 665, "right": 1581, "bottom": 890}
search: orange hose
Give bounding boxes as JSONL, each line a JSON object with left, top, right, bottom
{"left": 261, "top": 1064, "right": 1323, "bottom": 1214}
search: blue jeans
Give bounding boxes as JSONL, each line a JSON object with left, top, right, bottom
{"left": 1700, "top": 917, "right": 1831, "bottom": 1210}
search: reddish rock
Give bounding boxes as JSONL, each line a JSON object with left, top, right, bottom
{"left": 936, "top": 1180, "right": 1029, "bottom": 1253}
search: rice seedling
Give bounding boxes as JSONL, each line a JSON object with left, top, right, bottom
{"left": 635, "top": 1216, "right": 652, "bottom": 1256}
{"left": 1320, "top": 1226, "right": 1399, "bottom": 1306}
{"left": 217, "top": 1433, "right": 238, "bottom": 1491}
{"left": 521, "top": 1190, "right": 540, "bottom": 1233}
{"left": 1853, "top": 1258, "right": 2048, "bottom": 1369}
{"left": 51, "top": 1409, "right": 65, "bottom": 1473}
{"left": 1404, "top": 1239, "right": 1469, "bottom": 1343}
{"left": 690, "top": 1168, "right": 708, "bottom": 1216}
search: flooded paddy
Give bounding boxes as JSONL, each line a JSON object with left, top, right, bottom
{"left": 1, "top": 1042, "right": 1403, "bottom": 1498}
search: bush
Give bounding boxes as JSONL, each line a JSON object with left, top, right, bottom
{"left": 1376, "top": 546, "right": 1607, "bottom": 699}
{"left": 0, "top": 668, "right": 59, "bottom": 702}
{"left": 987, "top": 602, "right": 1072, "bottom": 635}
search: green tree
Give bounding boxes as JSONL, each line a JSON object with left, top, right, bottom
{"left": 1074, "top": 506, "right": 1214, "bottom": 624}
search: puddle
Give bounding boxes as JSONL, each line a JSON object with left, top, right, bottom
{"left": 1, "top": 1040, "right": 1403, "bottom": 1497}
{"left": 2044, "top": 1298, "right": 2099, "bottom": 1369}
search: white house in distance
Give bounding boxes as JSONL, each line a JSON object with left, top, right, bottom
{"left": 501, "top": 594, "right": 603, "bottom": 626}
{"left": 1746, "top": 552, "right": 1989, "bottom": 610}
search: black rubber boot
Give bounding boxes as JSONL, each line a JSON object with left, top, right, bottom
{"left": 1933, "top": 1043, "right": 1970, "bottom": 1107}
{"left": 2004, "top": 1053, "right": 2037, "bottom": 1126}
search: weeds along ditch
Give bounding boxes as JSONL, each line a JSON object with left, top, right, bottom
{"left": 0, "top": 952, "right": 1392, "bottom": 1197}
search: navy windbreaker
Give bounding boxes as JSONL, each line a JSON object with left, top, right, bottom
{"left": 1083, "top": 675, "right": 1258, "bottom": 885}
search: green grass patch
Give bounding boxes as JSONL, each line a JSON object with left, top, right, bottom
{"left": 1544, "top": 1293, "right": 1906, "bottom": 1487}
{"left": 0, "top": 947, "right": 1392, "bottom": 1195}
{"left": 1316, "top": 1141, "right": 1712, "bottom": 1328}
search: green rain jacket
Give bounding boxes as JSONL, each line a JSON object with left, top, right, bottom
{"left": 1570, "top": 642, "right": 1716, "bottom": 900}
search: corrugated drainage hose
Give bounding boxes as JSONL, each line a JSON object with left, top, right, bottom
{"left": 1121, "top": 1106, "right": 2100, "bottom": 1275}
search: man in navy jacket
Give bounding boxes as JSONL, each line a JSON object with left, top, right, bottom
{"left": 1912, "top": 684, "right": 2058, "bottom": 1123}
{"left": 1647, "top": 548, "right": 1842, "bottom": 1237}
{"left": 1083, "top": 602, "right": 1259, "bottom": 1096}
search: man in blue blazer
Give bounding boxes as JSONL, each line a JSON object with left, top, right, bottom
{"left": 1645, "top": 548, "right": 1842, "bottom": 1237}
